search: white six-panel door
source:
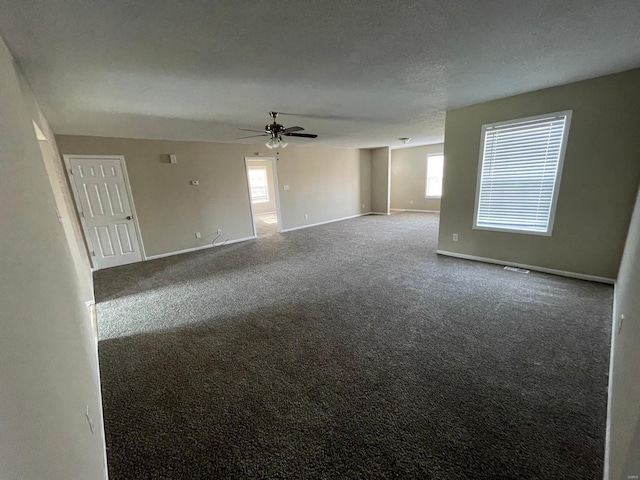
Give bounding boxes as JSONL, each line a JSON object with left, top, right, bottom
{"left": 66, "top": 155, "right": 143, "bottom": 269}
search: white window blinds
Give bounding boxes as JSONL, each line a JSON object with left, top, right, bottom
{"left": 474, "top": 111, "right": 571, "bottom": 235}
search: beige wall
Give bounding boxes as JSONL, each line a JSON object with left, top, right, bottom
{"left": 56, "top": 136, "right": 370, "bottom": 257}
{"left": 607, "top": 186, "right": 640, "bottom": 480}
{"left": 359, "top": 149, "right": 372, "bottom": 214}
{"left": 438, "top": 69, "right": 640, "bottom": 280}
{"left": 0, "top": 38, "right": 107, "bottom": 480}
{"left": 247, "top": 159, "right": 277, "bottom": 215}
{"left": 371, "top": 147, "right": 390, "bottom": 214}
{"left": 391, "top": 144, "right": 444, "bottom": 212}
{"left": 36, "top": 117, "right": 94, "bottom": 303}
{"left": 276, "top": 145, "right": 369, "bottom": 230}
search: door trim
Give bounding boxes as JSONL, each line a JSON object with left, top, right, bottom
{"left": 63, "top": 154, "right": 146, "bottom": 270}
{"left": 244, "top": 156, "right": 283, "bottom": 236}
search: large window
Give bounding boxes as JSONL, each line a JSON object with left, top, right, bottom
{"left": 474, "top": 111, "right": 572, "bottom": 236}
{"left": 248, "top": 166, "right": 269, "bottom": 203}
{"left": 425, "top": 154, "right": 444, "bottom": 197}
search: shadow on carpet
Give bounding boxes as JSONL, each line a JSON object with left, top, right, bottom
{"left": 96, "top": 213, "right": 612, "bottom": 479}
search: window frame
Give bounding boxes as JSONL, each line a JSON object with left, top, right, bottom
{"left": 247, "top": 165, "right": 269, "bottom": 203}
{"left": 472, "top": 110, "right": 572, "bottom": 237}
{"left": 425, "top": 153, "right": 445, "bottom": 198}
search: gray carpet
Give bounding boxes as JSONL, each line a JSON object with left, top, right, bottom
{"left": 95, "top": 213, "right": 612, "bottom": 479}
{"left": 254, "top": 212, "right": 279, "bottom": 237}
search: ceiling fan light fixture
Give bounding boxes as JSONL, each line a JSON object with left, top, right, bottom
{"left": 265, "top": 137, "right": 277, "bottom": 149}
{"left": 249, "top": 112, "right": 317, "bottom": 148}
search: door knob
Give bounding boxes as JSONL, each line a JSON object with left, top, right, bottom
{"left": 126, "top": 215, "right": 133, "bottom": 220}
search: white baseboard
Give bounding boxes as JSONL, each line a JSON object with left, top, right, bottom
{"left": 390, "top": 209, "right": 440, "bottom": 213}
{"left": 436, "top": 250, "right": 615, "bottom": 284}
{"left": 146, "top": 236, "right": 256, "bottom": 260}
{"left": 281, "top": 213, "right": 367, "bottom": 233}
{"left": 368, "top": 212, "right": 390, "bottom": 216}
{"left": 213, "top": 236, "right": 256, "bottom": 247}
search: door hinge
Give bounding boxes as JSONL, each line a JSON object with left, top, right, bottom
{"left": 68, "top": 168, "right": 73, "bottom": 175}
{"left": 90, "top": 251, "right": 96, "bottom": 257}
{"left": 80, "top": 211, "right": 85, "bottom": 218}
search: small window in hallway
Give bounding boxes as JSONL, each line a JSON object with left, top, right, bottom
{"left": 248, "top": 166, "right": 269, "bottom": 203}
{"left": 426, "top": 154, "right": 444, "bottom": 197}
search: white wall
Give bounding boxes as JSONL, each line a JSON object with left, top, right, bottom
{"left": 607, "top": 185, "right": 640, "bottom": 480}
{"left": 0, "top": 37, "right": 107, "bottom": 479}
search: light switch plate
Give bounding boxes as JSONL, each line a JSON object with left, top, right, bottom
{"left": 283, "top": 185, "right": 290, "bottom": 190}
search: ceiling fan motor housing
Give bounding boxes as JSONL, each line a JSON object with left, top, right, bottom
{"left": 266, "top": 112, "right": 283, "bottom": 136}
{"left": 265, "top": 123, "right": 284, "bottom": 135}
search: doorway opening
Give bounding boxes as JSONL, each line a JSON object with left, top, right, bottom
{"left": 244, "top": 157, "right": 282, "bottom": 237}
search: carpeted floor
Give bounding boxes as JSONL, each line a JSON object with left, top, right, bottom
{"left": 254, "top": 212, "right": 279, "bottom": 237}
{"left": 95, "top": 213, "right": 612, "bottom": 479}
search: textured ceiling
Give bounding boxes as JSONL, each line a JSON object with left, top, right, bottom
{"left": 1, "top": 0, "right": 640, "bottom": 148}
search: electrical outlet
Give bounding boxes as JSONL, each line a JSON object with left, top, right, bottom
{"left": 410, "top": 200, "right": 414, "bottom": 205}
{"left": 217, "top": 229, "right": 222, "bottom": 235}
{"left": 453, "top": 233, "right": 459, "bottom": 241}
{"left": 304, "top": 213, "right": 308, "bottom": 219}
{"left": 190, "top": 180, "right": 199, "bottom": 186}
{"left": 195, "top": 232, "right": 201, "bottom": 239}
{"left": 362, "top": 203, "right": 365, "bottom": 209}
{"left": 283, "top": 185, "right": 290, "bottom": 191}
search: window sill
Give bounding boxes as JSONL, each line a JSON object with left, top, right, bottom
{"left": 472, "top": 225, "right": 552, "bottom": 237}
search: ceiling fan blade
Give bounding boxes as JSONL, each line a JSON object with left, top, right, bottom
{"left": 239, "top": 128, "right": 267, "bottom": 133}
{"left": 235, "top": 134, "right": 269, "bottom": 139}
{"left": 282, "top": 126, "right": 304, "bottom": 134}
{"left": 284, "top": 132, "right": 318, "bottom": 138}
